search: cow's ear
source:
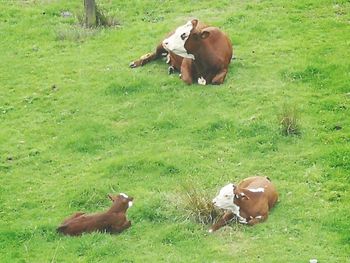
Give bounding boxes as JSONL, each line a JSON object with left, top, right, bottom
{"left": 108, "top": 194, "right": 113, "bottom": 201}
{"left": 191, "top": 19, "right": 198, "bottom": 29}
{"left": 235, "top": 192, "right": 249, "bottom": 200}
{"left": 200, "top": 30, "right": 210, "bottom": 39}
{"left": 241, "top": 193, "right": 250, "bottom": 201}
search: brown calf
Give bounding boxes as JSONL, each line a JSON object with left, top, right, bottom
{"left": 210, "top": 176, "right": 278, "bottom": 232}
{"left": 57, "top": 193, "right": 133, "bottom": 236}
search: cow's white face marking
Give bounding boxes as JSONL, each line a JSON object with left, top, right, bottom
{"left": 128, "top": 201, "right": 133, "bottom": 208}
{"left": 120, "top": 193, "right": 128, "bottom": 199}
{"left": 213, "top": 183, "right": 248, "bottom": 224}
{"left": 212, "top": 183, "right": 235, "bottom": 210}
{"left": 247, "top": 188, "right": 265, "bottom": 193}
{"left": 162, "top": 20, "right": 195, "bottom": 59}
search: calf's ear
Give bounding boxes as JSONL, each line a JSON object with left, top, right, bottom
{"left": 191, "top": 19, "right": 198, "bottom": 29}
{"left": 234, "top": 188, "right": 250, "bottom": 200}
{"left": 240, "top": 193, "right": 250, "bottom": 201}
{"left": 200, "top": 30, "right": 210, "bottom": 39}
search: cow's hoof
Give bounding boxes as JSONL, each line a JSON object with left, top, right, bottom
{"left": 198, "top": 77, "right": 207, "bottom": 85}
{"left": 208, "top": 229, "right": 214, "bottom": 233}
{"left": 168, "top": 66, "right": 175, "bottom": 75}
{"left": 129, "top": 61, "right": 137, "bottom": 68}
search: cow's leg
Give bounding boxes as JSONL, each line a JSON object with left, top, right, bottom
{"left": 129, "top": 44, "right": 167, "bottom": 68}
{"left": 209, "top": 211, "right": 235, "bottom": 233}
{"left": 62, "top": 212, "right": 85, "bottom": 224}
{"left": 247, "top": 213, "right": 268, "bottom": 226}
{"left": 110, "top": 220, "right": 131, "bottom": 234}
{"left": 180, "top": 58, "right": 195, "bottom": 84}
{"left": 211, "top": 68, "right": 228, "bottom": 85}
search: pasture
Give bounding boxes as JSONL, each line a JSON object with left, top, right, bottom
{"left": 0, "top": 0, "right": 349, "bottom": 262}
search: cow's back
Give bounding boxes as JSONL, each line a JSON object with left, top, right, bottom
{"left": 239, "top": 176, "right": 278, "bottom": 209}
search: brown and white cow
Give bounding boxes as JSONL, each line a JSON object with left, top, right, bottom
{"left": 57, "top": 193, "right": 133, "bottom": 236}
{"left": 130, "top": 19, "right": 233, "bottom": 85}
{"left": 209, "top": 176, "right": 278, "bottom": 232}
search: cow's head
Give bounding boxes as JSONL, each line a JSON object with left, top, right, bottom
{"left": 212, "top": 183, "right": 236, "bottom": 210}
{"left": 162, "top": 19, "right": 210, "bottom": 60}
{"left": 108, "top": 193, "right": 134, "bottom": 212}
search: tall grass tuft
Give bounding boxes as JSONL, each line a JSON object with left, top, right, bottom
{"left": 56, "top": 26, "right": 97, "bottom": 42}
{"left": 279, "top": 105, "right": 301, "bottom": 136}
{"left": 95, "top": 7, "right": 120, "bottom": 27}
{"left": 179, "top": 182, "right": 223, "bottom": 225}
{"left": 77, "top": 6, "right": 120, "bottom": 28}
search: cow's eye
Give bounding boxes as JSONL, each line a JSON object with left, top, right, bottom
{"left": 224, "top": 195, "right": 229, "bottom": 198}
{"left": 180, "top": 33, "right": 187, "bottom": 40}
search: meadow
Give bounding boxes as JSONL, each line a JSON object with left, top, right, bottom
{"left": 0, "top": 0, "right": 349, "bottom": 262}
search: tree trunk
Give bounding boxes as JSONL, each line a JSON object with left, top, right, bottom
{"left": 84, "top": 0, "right": 96, "bottom": 27}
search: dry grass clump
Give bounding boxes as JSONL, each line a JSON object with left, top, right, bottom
{"left": 94, "top": 8, "right": 120, "bottom": 27}
{"left": 279, "top": 105, "right": 301, "bottom": 136}
{"left": 179, "top": 182, "right": 223, "bottom": 225}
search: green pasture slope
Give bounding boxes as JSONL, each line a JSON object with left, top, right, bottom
{"left": 1, "top": 0, "right": 349, "bottom": 262}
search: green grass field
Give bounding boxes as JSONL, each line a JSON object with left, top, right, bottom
{"left": 1, "top": 0, "right": 349, "bottom": 262}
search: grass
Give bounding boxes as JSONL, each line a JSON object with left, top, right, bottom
{"left": 0, "top": 0, "right": 349, "bottom": 262}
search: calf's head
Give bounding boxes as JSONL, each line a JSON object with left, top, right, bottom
{"left": 212, "top": 183, "right": 236, "bottom": 210}
{"left": 108, "top": 193, "right": 133, "bottom": 212}
{"left": 162, "top": 19, "right": 210, "bottom": 60}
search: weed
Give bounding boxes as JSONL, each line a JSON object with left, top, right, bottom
{"left": 279, "top": 105, "right": 301, "bottom": 136}
{"left": 77, "top": 3, "right": 120, "bottom": 28}
{"left": 56, "top": 26, "right": 97, "bottom": 42}
{"left": 178, "top": 182, "right": 222, "bottom": 225}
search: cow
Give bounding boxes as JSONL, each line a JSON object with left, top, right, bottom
{"left": 129, "top": 19, "right": 233, "bottom": 85}
{"left": 57, "top": 193, "right": 133, "bottom": 236}
{"left": 209, "top": 176, "right": 278, "bottom": 232}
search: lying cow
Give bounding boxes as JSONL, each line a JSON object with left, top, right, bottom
{"left": 209, "top": 176, "right": 278, "bottom": 232}
{"left": 57, "top": 193, "right": 133, "bottom": 236}
{"left": 130, "top": 19, "right": 233, "bottom": 85}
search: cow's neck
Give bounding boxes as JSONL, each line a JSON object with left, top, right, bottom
{"left": 193, "top": 52, "right": 215, "bottom": 80}
{"left": 193, "top": 56, "right": 207, "bottom": 72}
{"left": 228, "top": 200, "right": 247, "bottom": 224}
{"left": 108, "top": 202, "right": 124, "bottom": 213}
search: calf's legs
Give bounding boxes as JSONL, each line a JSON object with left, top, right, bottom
{"left": 247, "top": 213, "right": 268, "bottom": 226}
{"left": 211, "top": 68, "right": 228, "bottom": 85}
{"left": 110, "top": 220, "right": 131, "bottom": 234}
{"left": 209, "top": 211, "right": 235, "bottom": 232}
{"left": 129, "top": 44, "right": 167, "bottom": 68}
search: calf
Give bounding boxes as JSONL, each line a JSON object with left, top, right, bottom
{"left": 209, "top": 176, "right": 278, "bottom": 232}
{"left": 130, "top": 19, "right": 233, "bottom": 85}
{"left": 57, "top": 193, "right": 133, "bottom": 236}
